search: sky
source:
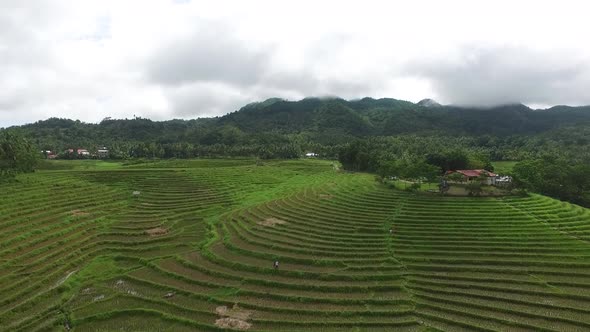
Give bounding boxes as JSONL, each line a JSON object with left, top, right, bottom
{"left": 1, "top": 0, "right": 590, "bottom": 127}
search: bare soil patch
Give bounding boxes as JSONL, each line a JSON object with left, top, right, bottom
{"left": 215, "top": 318, "right": 251, "bottom": 330}
{"left": 71, "top": 210, "right": 90, "bottom": 217}
{"left": 257, "top": 217, "right": 287, "bottom": 227}
{"left": 215, "top": 304, "right": 253, "bottom": 330}
{"left": 145, "top": 227, "right": 168, "bottom": 236}
{"left": 216, "top": 305, "right": 252, "bottom": 320}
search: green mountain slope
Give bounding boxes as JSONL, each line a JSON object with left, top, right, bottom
{"left": 3, "top": 97, "right": 590, "bottom": 158}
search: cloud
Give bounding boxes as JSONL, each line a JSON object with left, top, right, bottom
{"left": 147, "top": 21, "right": 271, "bottom": 87}
{"left": 146, "top": 23, "right": 383, "bottom": 117}
{"left": 165, "top": 82, "right": 251, "bottom": 118}
{"left": 1, "top": 0, "right": 590, "bottom": 127}
{"left": 406, "top": 45, "right": 590, "bottom": 106}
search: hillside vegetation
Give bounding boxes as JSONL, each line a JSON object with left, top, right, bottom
{"left": 2, "top": 159, "right": 590, "bottom": 331}
{"left": 5, "top": 98, "right": 590, "bottom": 161}
{"left": 4, "top": 97, "right": 590, "bottom": 207}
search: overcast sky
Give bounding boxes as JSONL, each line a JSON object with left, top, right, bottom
{"left": 1, "top": 0, "right": 590, "bottom": 127}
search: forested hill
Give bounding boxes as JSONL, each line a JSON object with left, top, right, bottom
{"left": 222, "top": 97, "right": 590, "bottom": 136}
{"left": 4, "top": 97, "right": 590, "bottom": 158}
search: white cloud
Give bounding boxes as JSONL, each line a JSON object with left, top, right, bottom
{"left": 405, "top": 45, "right": 590, "bottom": 106}
{"left": 1, "top": 0, "right": 590, "bottom": 127}
{"left": 147, "top": 20, "right": 272, "bottom": 87}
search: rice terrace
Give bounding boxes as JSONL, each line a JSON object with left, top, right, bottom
{"left": 1, "top": 158, "right": 590, "bottom": 331}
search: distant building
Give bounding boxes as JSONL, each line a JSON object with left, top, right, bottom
{"left": 445, "top": 169, "right": 498, "bottom": 185}
{"left": 41, "top": 150, "right": 56, "bottom": 159}
{"left": 77, "top": 149, "right": 90, "bottom": 156}
{"left": 97, "top": 147, "right": 109, "bottom": 158}
{"left": 67, "top": 148, "right": 90, "bottom": 157}
{"left": 495, "top": 175, "right": 513, "bottom": 186}
{"left": 305, "top": 152, "right": 318, "bottom": 158}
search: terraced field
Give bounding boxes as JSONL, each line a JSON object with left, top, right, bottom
{"left": 1, "top": 159, "right": 590, "bottom": 331}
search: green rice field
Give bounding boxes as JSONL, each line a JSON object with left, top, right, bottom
{"left": 1, "top": 159, "right": 590, "bottom": 331}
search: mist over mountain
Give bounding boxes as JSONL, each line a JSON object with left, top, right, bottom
{"left": 417, "top": 99, "right": 443, "bottom": 108}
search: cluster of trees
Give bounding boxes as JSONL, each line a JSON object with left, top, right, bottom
{"left": 377, "top": 159, "right": 440, "bottom": 183}
{"left": 338, "top": 138, "right": 590, "bottom": 207}
{"left": 55, "top": 142, "right": 310, "bottom": 160}
{"left": 513, "top": 157, "right": 590, "bottom": 207}
{"left": 123, "top": 142, "right": 303, "bottom": 160}
{"left": 338, "top": 138, "right": 493, "bottom": 177}
{"left": 0, "top": 131, "right": 38, "bottom": 179}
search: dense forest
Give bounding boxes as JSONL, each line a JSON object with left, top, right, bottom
{"left": 5, "top": 97, "right": 590, "bottom": 160}
{"left": 3, "top": 97, "right": 590, "bottom": 205}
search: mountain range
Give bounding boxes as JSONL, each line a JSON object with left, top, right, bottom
{"left": 219, "top": 97, "right": 590, "bottom": 136}
{"left": 5, "top": 97, "right": 590, "bottom": 151}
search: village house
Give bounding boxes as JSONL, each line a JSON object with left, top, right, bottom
{"left": 97, "top": 147, "right": 109, "bottom": 159}
{"left": 305, "top": 152, "right": 318, "bottom": 158}
{"left": 41, "top": 150, "right": 57, "bottom": 159}
{"left": 445, "top": 169, "right": 498, "bottom": 185}
{"left": 495, "top": 175, "right": 513, "bottom": 187}
{"left": 77, "top": 149, "right": 90, "bottom": 156}
{"left": 66, "top": 148, "right": 91, "bottom": 156}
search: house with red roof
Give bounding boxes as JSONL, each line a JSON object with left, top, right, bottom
{"left": 445, "top": 169, "right": 498, "bottom": 186}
